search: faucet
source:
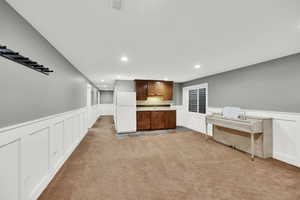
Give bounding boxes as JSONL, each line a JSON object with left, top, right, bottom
{"left": 240, "top": 111, "right": 247, "bottom": 120}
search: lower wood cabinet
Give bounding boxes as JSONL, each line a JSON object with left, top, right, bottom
{"left": 151, "top": 111, "right": 166, "bottom": 130}
{"left": 137, "top": 110, "right": 176, "bottom": 131}
{"left": 164, "top": 110, "right": 176, "bottom": 129}
{"left": 137, "top": 111, "right": 151, "bottom": 130}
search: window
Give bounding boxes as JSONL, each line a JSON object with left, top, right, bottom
{"left": 188, "top": 89, "right": 198, "bottom": 112}
{"left": 188, "top": 88, "right": 206, "bottom": 114}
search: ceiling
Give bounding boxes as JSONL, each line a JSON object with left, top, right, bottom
{"left": 7, "top": 0, "right": 300, "bottom": 90}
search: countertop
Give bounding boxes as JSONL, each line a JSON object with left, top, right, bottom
{"left": 208, "top": 113, "right": 273, "bottom": 120}
{"left": 136, "top": 107, "right": 176, "bottom": 111}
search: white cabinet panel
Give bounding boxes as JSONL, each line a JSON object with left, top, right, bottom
{"left": 0, "top": 140, "right": 20, "bottom": 200}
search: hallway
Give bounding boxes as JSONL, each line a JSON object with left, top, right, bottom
{"left": 38, "top": 116, "right": 300, "bottom": 200}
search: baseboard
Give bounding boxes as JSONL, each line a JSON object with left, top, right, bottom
{"left": 273, "top": 152, "right": 300, "bottom": 168}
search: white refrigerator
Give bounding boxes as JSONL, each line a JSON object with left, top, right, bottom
{"left": 115, "top": 91, "right": 136, "bottom": 133}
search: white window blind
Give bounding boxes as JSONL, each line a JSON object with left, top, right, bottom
{"left": 188, "top": 88, "right": 206, "bottom": 114}
{"left": 188, "top": 89, "right": 198, "bottom": 112}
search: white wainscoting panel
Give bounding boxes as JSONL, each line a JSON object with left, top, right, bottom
{"left": 50, "top": 122, "right": 64, "bottom": 171}
{"left": 23, "top": 128, "right": 50, "bottom": 200}
{"left": 171, "top": 105, "right": 184, "bottom": 126}
{"left": 74, "top": 115, "right": 80, "bottom": 143}
{"left": 0, "top": 105, "right": 101, "bottom": 200}
{"left": 64, "top": 117, "right": 74, "bottom": 154}
{"left": 0, "top": 139, "right": 20, "bottom": 200}
{"left": 100, "top": 104, "right": 113, "bottom": 116}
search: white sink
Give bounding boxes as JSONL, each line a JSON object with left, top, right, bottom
{"left": 206, "top": 114, "right": 263, "bottom": 133}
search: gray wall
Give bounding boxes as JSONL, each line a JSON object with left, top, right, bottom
{"left": 91, "top": 88, "right": 100, "bottom": 105}
{"left": 100, "top": 90, "right": 114, "bottom": 104}
{"left": 0, "top": 0, "right": 98, "bottom": 128}
{"left": 114, "top": 80, "right": 135, "bottom": 92}
{"left": 182, "top": 53, "right": 300, "bottom": 113}
{"left": 173, "top": 83, "right": 182, "bottom": 105}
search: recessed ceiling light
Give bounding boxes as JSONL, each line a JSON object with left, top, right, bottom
{"left": 194, "top": 65, "right": 201, "bottom": 69}
{"left": 121, "top": 56, "right": 129, "bottom": 63}
{"left": 117, "top": 75, "right": 121, "bottom": 79}
{"left": 101, "top": 80, "right": 104, "bottom": 82}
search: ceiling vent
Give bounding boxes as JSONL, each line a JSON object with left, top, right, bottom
{"left": 112, "top": 0, "right": 122, "bottom": 10}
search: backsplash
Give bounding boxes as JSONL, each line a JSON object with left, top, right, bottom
{"left": 137, "top": 96, "right": 173, "bottom": 106}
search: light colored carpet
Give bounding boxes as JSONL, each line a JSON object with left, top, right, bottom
{"left": 38, "top": 116, "right": 300, "bottom": 200}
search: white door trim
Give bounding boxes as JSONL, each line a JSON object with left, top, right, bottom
{"left": 182, "top": 83, "right": 208, "bottom": 133}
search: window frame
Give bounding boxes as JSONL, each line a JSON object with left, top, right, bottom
{"left": 185, "top": 83, "right": 208, "bottom": 116}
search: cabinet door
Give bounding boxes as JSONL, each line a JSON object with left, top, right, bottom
{"left": 137, "top": 111, "right": 151, "bottom": 130}
{"left": 148, "top": 81, "right": 165, "bottom": 96}
{"left": 165, "top": 110, "right": 176, "bottom": 129}
{"left": 135, "top": 80, "right": 148, "bottom": 100}
{"left": 151, "top": 111, "right": 165, "bottom": 129}
{"left": 147, "top": 81, "right": 156, "bottom": 96}
{"left": 163, "top": 81, "right": 173, "bottom": 100}
{"left": 155, "top": 81, "right": 165, "bottom": 96}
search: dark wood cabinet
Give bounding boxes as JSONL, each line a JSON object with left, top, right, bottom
{"left": 155, "top": 81, "right": 164, "bottom": 96}
{"left": 135, "top": 79, "right": 173, "bottom": 100}
{"left": 147, "top": 81, "right": 156, "bottom": 96}
{"left": 137, "top": 111, "right": 151, "bottom": 130}
{"left": 148, "top": 81, "right": 168, "bottom": 96}
{"left": 137, "top": 110, "right": 177, "bottom": 130}
{"left": 163, "top": 81, "right": 173, "bottom": 100}
{"left": 150, "top": 111, "right": 165, "bottom": 130}
{"left": 135, "top": 80, "right": 148, "bottom": 100}
{"left": 164, "top": 110, "right": 176, "bottom": 129}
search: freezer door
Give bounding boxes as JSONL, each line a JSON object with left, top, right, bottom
{"left": 116, "top": 106, "right": 136, "bottom": 133}
{"left": 117, "top": 92, "right": 136, "bottom": 106}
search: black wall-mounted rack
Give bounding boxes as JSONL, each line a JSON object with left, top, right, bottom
{"left": 0, "top": 45, "right": 54, "bottom": 75}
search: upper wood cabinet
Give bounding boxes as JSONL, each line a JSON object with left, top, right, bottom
{"left": 162, "top": 81, "right": 173, "bottom": 101}
{"left": 148, "top": 81, "right": 164, "bottom": 96}
{"left": 147, "top": 81, "right": 156, "bottom": 96}
{"left": 135, "top": 80, "right": 148, "bottom": 100}
{"left": 135, "top": 80, "right": 173, "bottom": 100}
